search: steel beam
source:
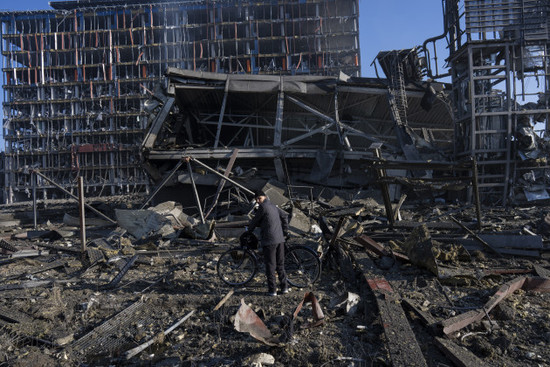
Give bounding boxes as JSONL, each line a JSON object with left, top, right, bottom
{"left": 148, "top": 148, "right": 377, "bottom": 161}
{"left": 274, "top": 81, "right": 284, "bottom": 147}
{"left": 204, "top": 148, "right": 239, "bottom": 218}
{"left": 190, "top": 157, "right": 254, "bottom": 196}
{"left": 366, "top": 277, "right": 428, "bottom": 367}
{"left": 187, "top": 160, "right": 205, "bottom": 223}
{"left": 441, "top": 276, "right": 525, "bottom": 335}
{"left": 435, "top": 337, "right": 492, "bottom": 367}
{"left": 282, "top": 122, "right": 334, "bottom": 147}
{"left": 213, "top": 81, "right": 229, "bottom": 148}
{"left": 32, "top": 170, "right": 116, "bottom": 224}
{"left": 286, "top": 95, "right": 336, "bottom": 125}
{"left": 373, "top": 147, "right": 394, "bottom": 226}
{"left": 78, "top": 176, "right": 87, "bottom": 255}
{"left": 142, "top": 97, "right": 175, "bottom": 150}
{"left": 140, "top": 159, "right": 185, "bottom": 209}
{"left": 32, "top": 172, "right": 37, "bottom": 229}
{"left": 334, "top": 88, "right": 352, "bottom": 150}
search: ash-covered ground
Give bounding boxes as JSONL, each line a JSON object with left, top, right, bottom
{"left": 0, "top": 196, "right": 549, "bottom": 367}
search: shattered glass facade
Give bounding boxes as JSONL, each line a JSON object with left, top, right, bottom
{"left": 0, "top": 0, "right": 360, "bottom": 203}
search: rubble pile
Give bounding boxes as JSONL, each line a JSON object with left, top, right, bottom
{"left": 0, "top": 181, "right": 550, "bottom": 367}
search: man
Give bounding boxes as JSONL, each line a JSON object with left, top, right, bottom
{"left": 247, "top": 190, "right": 289, "bottom": 296}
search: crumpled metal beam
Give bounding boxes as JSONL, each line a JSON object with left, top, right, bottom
{"left": 355, "top": 234, "right": 410, "bottom": 262}
{"left": 441, "top": 276, "right": 550, "bottom": 335}
{"left": 366, "top": 277, "right": 428, "bottom": 367}
{"left": 103, "top": 255, "right": 138, "bottom": 290}
{"left": 292, "top": 292, "right": 325, "bottom": 329}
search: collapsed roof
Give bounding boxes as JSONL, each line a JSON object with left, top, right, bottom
{"left": 142, "top": 68, "right": 453, "bottom": 162}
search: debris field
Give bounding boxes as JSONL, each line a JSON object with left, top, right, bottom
{"left": 1, "top": 180, "right": 550, "bottom": 367}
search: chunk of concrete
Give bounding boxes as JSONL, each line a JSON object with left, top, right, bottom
{"left": 115, "top": 209, "right": 173, "bottom": 240}
{"left": 261, "top": 180, "right": 289, "bottom": 207}
{"left": 289, "top": 207, "right": 311, "bottom": 235}
{"left": 148, "top": 201, "right": 192, "bottom": 228}
{"left": 327, "top": 194, "right": 346, "bottom": 207}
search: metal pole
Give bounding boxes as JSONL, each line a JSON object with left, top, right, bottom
{"left": 373, "top": 147, "right": 394, "bottom": 226}
{"left": 449, "top": 216, "right": 500, "bottom": 257}
{"left": 273, "top": 80, "right": 284, "bottom": 147}
{"left": 32, "top": 172, "right": 37, "bottom": 229}
{"left": 334, "top": 88, "right": 352, "bottom": 150}
{"left": 187, "top": 160, "right": 205, "bottom": 223}
{"left": 78, "top": 176, "right": 87, "bottom": 255}
{"left": 213, "top": 82, "right": 229, "bottom": 148}
{"left": 189, "top": 157, "right": 254, "bottom": 196}
{"left": 471, "top": 157, "right": 482, "bottom": 229}
{"left": 32, "top": 170, "right": 116, "bottom": 224}
{"left": 204, "top": 149, "right": 239, "bottom": 218}
{"left": 140, "top": 159, "right": 185, "bottom": 209}
{"left": 468, "top": 44, "right": 476, "bottom": 203}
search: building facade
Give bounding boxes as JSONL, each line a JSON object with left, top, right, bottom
{"left": 0, "top": 0, "right": 360, "bottom": 203}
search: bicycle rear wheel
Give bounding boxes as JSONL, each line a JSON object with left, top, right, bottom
{"left": 285, "top": 245, "right": 321, "bottom": 288}
{"left": 217, "top": 247, "right": 257, "bottom": 286}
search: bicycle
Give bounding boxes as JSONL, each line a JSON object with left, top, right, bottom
{"left": 216, "top": 237, "right": 321, "bottom": 288}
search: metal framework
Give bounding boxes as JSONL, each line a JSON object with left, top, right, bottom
{"left": 144, "top": 69, "right": 453, "bottom": 168}
{"left": 0, "top": 0, "right": 361, "bottom": 203}
{"left": 446, "top": 0, "right": 550, "bottom": 204}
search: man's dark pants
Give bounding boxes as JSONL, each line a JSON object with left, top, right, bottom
{"left": 263, "top": 242, "right": 287, "bottom": 293}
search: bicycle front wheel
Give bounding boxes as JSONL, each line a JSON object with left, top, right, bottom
{"left": 217, "top": 247, "right": 257, "bottom": 286}
{"left": 285, "top": 245, "right": 321, "bottom": 288}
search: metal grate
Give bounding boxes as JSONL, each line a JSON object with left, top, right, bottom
{"left": 0, "top": 239, "right": 17, "bottom": 252}
{"left": 86, "top": 248, "right": 105, "bottom": 265}
{"left": 103, "top": 255, "right": 138, "bottom": 289}
{"left": 72, "top": 298, "right": 145, "bottom": 357}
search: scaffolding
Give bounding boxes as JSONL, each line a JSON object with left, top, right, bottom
{"left": 0, "top": 0, "right": 361, "bottom": 203}
{"left": 445, "top": 0, "right": 550, "bottom": 204}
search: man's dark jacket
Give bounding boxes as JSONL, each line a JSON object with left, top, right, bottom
{"left": 248, "top": 199, "right": 289, "bottom": 246}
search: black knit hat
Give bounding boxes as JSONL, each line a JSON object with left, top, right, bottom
{"left": 254, "top": 190, "right": 266, "bottom": 199}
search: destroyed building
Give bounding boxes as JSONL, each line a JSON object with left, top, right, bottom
{"left": 2, "top": 1, "right": 550, "bottom": 206}
{"left": 0, "top": 0, "right": 361, "bottom": 204}
{"left": 443, "top": 0, "right": 550, "bottom": 204}
{"left": 2, "top": 2, "right": 550, "bottom": 367}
